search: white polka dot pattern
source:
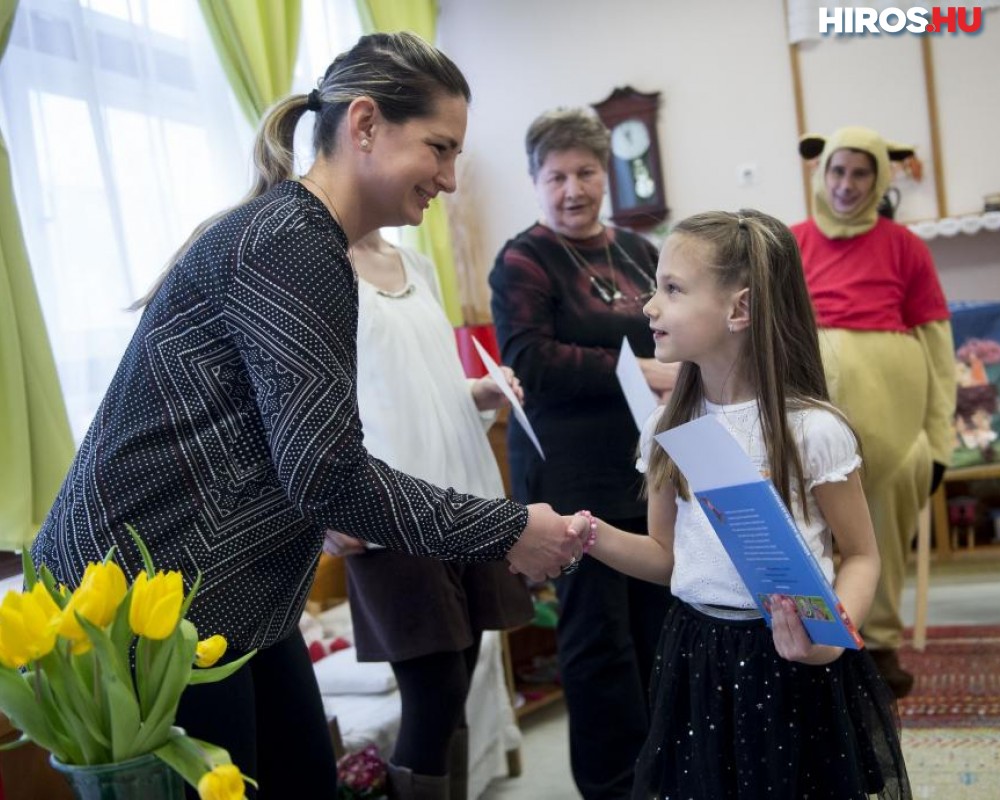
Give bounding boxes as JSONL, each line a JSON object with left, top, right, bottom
{"left": 31, "top": 181, "right": 528, "bottom": 651}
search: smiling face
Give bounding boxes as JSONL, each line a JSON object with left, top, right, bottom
{"left": 368, "top": 92, "right": 468, "bottom": 227}
{"left": 823, "top": 148, "right": 877, "bottom": 216}
{"left": 643, "top": 235, "right": 738, "bottom": 368}
{"left": 533, "top": 147, "right": 607, "bottom": 239}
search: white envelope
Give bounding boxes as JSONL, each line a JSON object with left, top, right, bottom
{"left": 615, "top": 336, "right": 659, "bottom": 432}
{"left": 471, "top": 337, "right": 545, "bottom": 460}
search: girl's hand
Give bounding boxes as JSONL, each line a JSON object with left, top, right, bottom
{"left": 565, "top": 513, "right": 591, "bottom": 542}
{"left": 770, "top": 595, "right": 844, "bottom": 666}
{"left": 471, "top": 366, "right": 523, "bottom": 410}
{"left": 323, "top": 530, "right": 367, "bottom": 557}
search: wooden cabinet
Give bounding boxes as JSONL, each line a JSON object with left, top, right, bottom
{"left": 930, "top": 463, "right": 1000, "bottom": 558}
{"left": 0, "top": 715, "right": 73, "bottom": 800}
{"left": 501, "top": 624, "right": 563, "bottom": 720}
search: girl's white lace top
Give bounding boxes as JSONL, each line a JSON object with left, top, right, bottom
{"left": 637, "top": 399, "right": 861, "bottom": 608}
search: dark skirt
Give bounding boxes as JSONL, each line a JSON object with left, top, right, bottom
{"left": 632, "top": 601, "right": 911, "bottom": 800}
{"left": 345, "top": 549, "right": 533, "bottom": 662}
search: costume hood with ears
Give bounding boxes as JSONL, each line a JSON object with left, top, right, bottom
{"left": 799, "top": 126, "right": 915, "bottom": 239}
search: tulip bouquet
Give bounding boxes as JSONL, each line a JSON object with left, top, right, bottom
{"left": 0, "top": 526, "right": 256, "bottom": 798}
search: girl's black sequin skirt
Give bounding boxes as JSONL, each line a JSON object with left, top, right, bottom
{"left": 631, "top": 601, "right": 911, "bottom": 799}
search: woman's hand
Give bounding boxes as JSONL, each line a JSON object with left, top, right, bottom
{"left": 507, "top": 503, "right": 582, "bottom": 581}
{"left": 770, "top": 594, "right": 843, "bottom": 666}
{"left": 323, "top": 530, "right": 367, "bottom": 557}
{"left": 637, "top": 358, "right": 680, "bottom": 400}
{"left": 471, "top": 366, "right": 523, "bottom": 410}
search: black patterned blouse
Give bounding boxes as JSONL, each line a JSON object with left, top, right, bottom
{"left": 31, "top": 181, "right": 528, "bottom": 652}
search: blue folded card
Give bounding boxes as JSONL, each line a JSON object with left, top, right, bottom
{"left": 656, "top": 416, "right": 863, "bottom": 649}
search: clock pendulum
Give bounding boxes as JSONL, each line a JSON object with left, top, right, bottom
{"left": 593, "top": 87, "right": 669, "bottom": 229}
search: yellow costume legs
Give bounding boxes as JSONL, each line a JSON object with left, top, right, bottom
{"left": 819, "top": 330, "right": 933, "bottom": 653}
{"left": 862, "top": 436, "right": 931, "bottom": 650}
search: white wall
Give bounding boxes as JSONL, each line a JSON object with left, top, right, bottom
{"left": 438, "top": 0, "right": 1000, "bottom": 304}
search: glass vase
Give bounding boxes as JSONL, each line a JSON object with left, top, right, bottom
{"left": 50, "top": 752, "right": 184, "bottom": 800}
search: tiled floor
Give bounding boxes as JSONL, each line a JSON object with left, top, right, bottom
{"left": 482, "top": 556, "right": 1000, "bottom": 799}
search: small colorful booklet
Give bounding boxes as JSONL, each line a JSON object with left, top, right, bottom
{"left": 655, "top": 415, "right": 863, "bottom": 649}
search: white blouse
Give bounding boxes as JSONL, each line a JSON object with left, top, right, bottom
{"left": 638, "top": 399, "right": 861, "bottom": 608}
{"left": 356, "top": 247, "right": 504, "bottom": 501}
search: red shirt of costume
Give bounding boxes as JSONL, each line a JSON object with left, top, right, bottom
{"left": 791, "top": 216, "right": 950, "bottom": 331}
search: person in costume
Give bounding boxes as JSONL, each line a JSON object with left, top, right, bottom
{"left": 791, "top": 126, "right": 956, "bottom": 698}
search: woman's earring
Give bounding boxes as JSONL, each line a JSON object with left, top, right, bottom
{"left": 360, "top": 138, "right": 370, "bottom": 150}
{"left": 728, "top": 323, "right": 735, "bottom": 334}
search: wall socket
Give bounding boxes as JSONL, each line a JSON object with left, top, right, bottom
{"left": 737, "top": 163, "right": 758, "bottom": 187}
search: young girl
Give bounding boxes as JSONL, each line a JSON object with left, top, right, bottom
{"left": 571, "top": 209, "right": 910, "bottom": 799}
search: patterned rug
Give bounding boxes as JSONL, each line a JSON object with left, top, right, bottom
{"left": 897, "top": 625, "right": 1000, "bottom": 728}
{"left": 902, "top": 728, "right": 1000, "bottom": 799}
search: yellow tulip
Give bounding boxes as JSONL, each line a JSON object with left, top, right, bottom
{"left": 195, "top": 635, "right": 228, "bottom": 668}
{"left": 0, "top": 585, "right": 62, "bottom": 668}
{"left": 197, "top": 764, "right": 245, "bottom": 800}
{"left": 129, "top": 570, "right": 184, "bottom": 640}
{"left": 57, "top": 561, "right": 127, "bottom": 653}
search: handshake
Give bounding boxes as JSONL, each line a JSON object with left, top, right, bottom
{"left": 505, "top": 505, "right": 598, "bottom": 582}
{"left": 322, "top": 504, "right": 600, "bottom": 584}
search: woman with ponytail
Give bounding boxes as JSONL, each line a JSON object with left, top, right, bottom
{"left": 31, "top": 32, "right": 581, "bottom": 798}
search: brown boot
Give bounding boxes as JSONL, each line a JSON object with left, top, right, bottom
{"left": 387, "top": 763, "right": 451, "bottom": 800}
{"left": 869, "top": 648, "right": 914, "bottom": 698}
{"left": 447, "top": 727, "right": 469, "bottom": 800}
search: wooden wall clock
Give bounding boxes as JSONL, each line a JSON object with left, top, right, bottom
{"left": 592, "top": 86, "right": 669, "bottom": 231}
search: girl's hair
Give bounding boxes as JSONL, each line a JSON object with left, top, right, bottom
{"left": 132, "top": 31, "right": 470, "bottom": 308}
{"left": 525, "top": 108, "right": 610, "bottom": 179}
{"left": 647, "top": 209, "right": 845, "bottom": 513}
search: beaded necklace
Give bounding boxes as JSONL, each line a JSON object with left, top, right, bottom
{"left": 554, "top": 228, "right": 655, "bottom": 305}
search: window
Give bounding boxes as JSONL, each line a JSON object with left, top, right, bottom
{"left": 290, "top": 0, "right": 368, "bottom": 188}
{"left": 1, "top": 0, "right": 252, "bottom": 440}
{"left": 1, "top": 0, "right": 364, "bottom": 440}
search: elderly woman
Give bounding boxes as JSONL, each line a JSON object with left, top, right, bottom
{"left": 489, "top": 108, "right": 676, "bottom": 799}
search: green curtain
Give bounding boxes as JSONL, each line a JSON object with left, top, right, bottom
{"left": 355, "top": 0, "right": 465, "bottom": 326}
{"left": 197, "top": 0, "right": 302, "bottom": 125}
{"left": 0, "top": 0, "right": 75, "bottom": 551}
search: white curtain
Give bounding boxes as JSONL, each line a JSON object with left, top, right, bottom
{"left": 0, "top": 0, "right": 254, "bottom": 440}
{"left": 0, "top": 0, "right": 363, "bottom": 442}
{"left": 289, "top": 0, "right": 361, "bottom": 174}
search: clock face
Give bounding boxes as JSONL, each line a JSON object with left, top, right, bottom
{"left": 610, "top": 119, "right": 651, "bottom": 161}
